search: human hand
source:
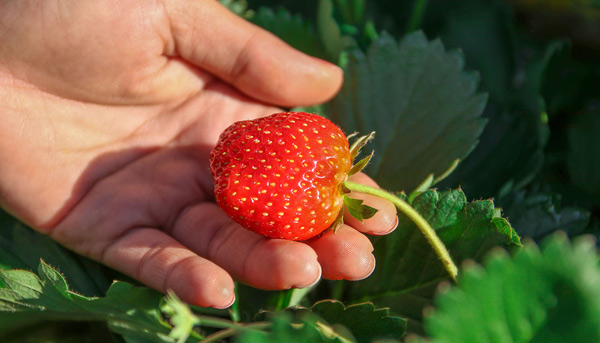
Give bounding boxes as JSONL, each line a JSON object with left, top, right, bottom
{"left": 0, "top": 1, "right": 398, "bottom": 308}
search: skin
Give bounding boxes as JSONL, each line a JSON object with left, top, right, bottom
{"left": 0, "top": 0, "right": 398, "bottom": 308}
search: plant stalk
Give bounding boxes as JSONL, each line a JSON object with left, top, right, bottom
{"left": 406, "top": 0, "right": 429, "bottom": 33}
{"left": 343, "top": 181, "right": 458, "bottom": 281}
{"left": 275, "top": 289, "right": 294, "bottom": 311}
{"left": 199, "top": 322, "right": 271, "bottom": 343}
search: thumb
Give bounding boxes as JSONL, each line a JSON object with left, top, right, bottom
{"left": 164, "top": 0, "right": 343, "bottom": 107}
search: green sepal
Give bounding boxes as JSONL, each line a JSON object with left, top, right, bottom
{"left": 348, "top": 150, "right": 374, "bottom": 176}
{"left": 330, "top": 206, "right": 346, "bottom": 233}
{"left": 343, "top": 195, "right": 378, "bottom": 222}
{"left": 349, "top": 132, "right": 376, "bottom": 161}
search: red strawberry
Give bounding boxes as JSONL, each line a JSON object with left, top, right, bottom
{"left": 210, "top": 112, "right": 352, "bottom": 241}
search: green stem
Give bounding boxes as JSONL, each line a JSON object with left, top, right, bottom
{"left": 406, "top": 0, "right": 429, "bottom": 33}
{"left": 229, "top": 284, "right": 241, "bottom": 322}
{"left": 199, "top": 322, "right": 271, "bottom": 343}
{"left": 344, "top": 181, "right": 458, "bottom": 281}
{"left": 332, "top": 280, "right": 345, "bottom": 300}
{"left": 195, "top": 315, "right": 253, "bottom": 331}
{"left": 275, "top": 289, "right": 293, "bottom": 311}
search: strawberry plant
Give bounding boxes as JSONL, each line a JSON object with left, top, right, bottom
{"left": 2, "top": 0, "right": 600, "bottom": 342}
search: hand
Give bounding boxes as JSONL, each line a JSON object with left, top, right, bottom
{"left": 0, "top": 0, "right": 398, "bottom": 308}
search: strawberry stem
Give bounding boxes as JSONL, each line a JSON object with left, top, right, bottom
{"left": 343, "top": 181, "right": 458, "bottom": 281}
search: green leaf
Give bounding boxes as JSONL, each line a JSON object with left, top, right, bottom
{"left": 567, "top": 110, "right": 600, "bottom": 194}
{"left": 0, "top": 261, "right": 174, "bottom": 342}
{"left": 38, "top": 260, "right": 69, "bottom": 295}
{"left": 333, "top": 0, "right": 365, "bottom": 25}
{"left": 344, "top": 188, "right": 520, "bottom": 334}
{"left": 439, "top": 104, "right": 546, "bottom": 199}
{"left": 317, "top": 0, "right": 356, "bottom": 62}
{"left": 343, "top": 196, "right": 378, "bottom": 222}
{"left": 435, "top": 3, "right": 564, "bottom": 200}
{"left": 0, "top": 223, "right": 111, "bottom": 297}
{"left": 251, "top": 7, "right": 328, "bottom": 59}
{"left": 424, "top": 234, "right": 600, "bottom": 343}
{"left": 311, "top": 300, "right": 406, "bottom": 343}
{"left": 438, "top": 36, "right": 564, "bottom": 198}
{"left": 325, "top": 31, "right": 487, "bottom": 192}
{"left": 500, "top": 189, "right": 591, "bottom": 242}
{"left": 218, "top": 0, "right": 254, "bottom": 18}
{"left": 237, "top": 311, "right": 348, "bottom": 343}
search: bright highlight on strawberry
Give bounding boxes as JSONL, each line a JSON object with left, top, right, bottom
{"left": 210, "top": 112, "right": 352, "bottom": 241}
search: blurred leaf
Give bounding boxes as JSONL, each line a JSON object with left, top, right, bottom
{"left": 439, "top": 104, "right": 546, "bottom": 199}
{"left": 317, "top": 0, "right": 358, "bottom": 62}
{"left": 508, "top": 0, "right": 600, "bottom": 55}
{"left": 439, "top": 38, "right": 565, "bottom": 199}
{"left": 251, "top": 7, "right": 328, "bottom": 59}
{"left": 317, "top": 0, "right": 345, "bottom": 61}
{"left": 541, "top": 48, "right": 600, "bottom": 115}
{"left": 163, "top": 292, "right": 200, "bottom": 343}
{"left": 438, "top": 0, "right": 516, "bottom": 103}
{"left": 325, "top": 31, "right": 487, "bottom": 192}
{"left": 567, "top": 110, "right": 600, "bottom": 194}
{"left": 0, "top": 261, "right": 174, "bottom": 342}
{"left": 500, "top": 189, "right": 591, "bottom": 242}
{"left": 344, "top": 188, "right": 520, "bottom": 334}
{"left": 0, "top": 221, "right": 111, "bottom": 297}
{"left": 333, "top": 0, "right": 366, "bottom": 25}
{"left": 424, "top": 234, "right": 600, "bottom": 343}
{"left": 311, "top": 300, "right": 406, "bottom": 343}
{"left": 237, "top": 311, "right": 349, "bottom": 343}
{"left": 219, "top": 0, "right": 254, "bottom": 18}
{"left": 1, "top": 321, "right": 116, "bottom": 343}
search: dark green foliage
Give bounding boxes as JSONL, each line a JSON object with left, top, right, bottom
{"left": 251, "top": 7, "right": 329, "bottom": 60}
{"left": 566, "top": 110, "right": 600, "bottom": 194}
{"left": 325, "top": 32, "right": 487, "bottom": 192}
{"left": 500, "top": 189, "right": 591, "bottom": 242}
{"left": 2, "top": 1, "right": 600, "bottom": 342}
{"left": 311, "top": 300, "right": 406, "bottom": 343}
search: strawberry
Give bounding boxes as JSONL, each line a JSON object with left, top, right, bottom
{"left": 210, "top": 112, "right": 352, "bottom": 241}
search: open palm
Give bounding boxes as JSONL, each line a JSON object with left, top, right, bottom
{"left": 0, "top": 0, "right": 397, "bottom": 308}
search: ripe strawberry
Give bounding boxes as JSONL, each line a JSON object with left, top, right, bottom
{"left": 210, "top": 112, "right": 352, "bottom": 241}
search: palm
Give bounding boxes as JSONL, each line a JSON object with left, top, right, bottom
{"left": 0, "top": 0, "right": 397, "bottom": 308}
{"left": 48, "top": 82, "right": 288, "bottom": 292}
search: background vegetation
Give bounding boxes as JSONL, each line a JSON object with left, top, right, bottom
{"left": 1, "top": 0, "right": 600, "bottom": 342}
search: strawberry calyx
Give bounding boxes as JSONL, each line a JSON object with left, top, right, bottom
{"left": 329, "top": 132, "right": 378, "bottom": 233}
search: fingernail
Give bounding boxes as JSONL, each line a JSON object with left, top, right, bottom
{"left": 296, "top": 262, "right": 322, "bottom": 289}
{"left": 370, "top": 216, "right": 399, "bottom": 236}
{"left": 388, "top": 216, "right": 399, "bottom": 233}
{"left": 214, "top": 294, "right": 236, "bottom": 309}
{"left": 349, "top": 254, "right": 376, "bottom": 281}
